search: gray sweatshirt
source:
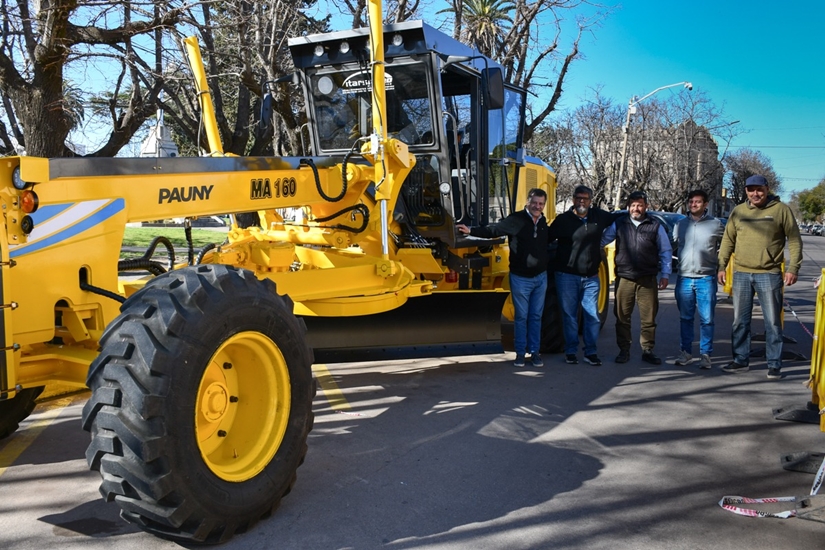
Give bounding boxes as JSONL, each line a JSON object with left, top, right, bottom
{"left": 675, "top": 212, "right": 724, "bottom": 277}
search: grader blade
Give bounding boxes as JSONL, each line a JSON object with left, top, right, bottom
{"left": 304, "top": 291, "right": 508, "bottom": 362}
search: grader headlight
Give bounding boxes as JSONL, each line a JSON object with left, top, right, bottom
{"left": 12, "top": 166, "right": 28, "bottom": 190}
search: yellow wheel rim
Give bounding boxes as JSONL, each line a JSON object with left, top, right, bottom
{"left": 195, "top": 331, "right": 291, "bottom": 482}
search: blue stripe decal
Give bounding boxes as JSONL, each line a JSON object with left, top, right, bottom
{"left": 11, "top": 199, "right": 125, "bottom": 258}
{"left": 30, "top": 203, "right": 73, "bottom": 225}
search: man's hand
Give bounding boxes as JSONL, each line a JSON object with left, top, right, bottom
{"left": 658, "top": 277, "right": 669, "bottom": 290}
{"left": 717, "top": 270, "right": 726, "bottom": 285}
{"left": 456, "top": 224, "right": 470, "bottom": 235}
{"left": 784, "top": 272, "right": 798, "bottom": 286}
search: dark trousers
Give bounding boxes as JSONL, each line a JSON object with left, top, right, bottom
{"left": 614, "top": 275, "right": 659, "bottom": 352}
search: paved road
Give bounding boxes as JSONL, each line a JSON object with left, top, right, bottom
{"left": 2, "top": 235, "right": 825, "bottom": 549}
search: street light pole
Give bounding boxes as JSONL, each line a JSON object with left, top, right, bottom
{"left": 612, "top": 81, "right": 692, "bottom": 209}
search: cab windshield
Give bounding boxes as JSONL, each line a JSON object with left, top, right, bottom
{"left": 309, "top": 61, "right": 434, "bottom": 152}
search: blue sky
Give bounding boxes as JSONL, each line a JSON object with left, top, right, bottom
{"left": 554, "top": 0, "right": 825, "bottom": 199}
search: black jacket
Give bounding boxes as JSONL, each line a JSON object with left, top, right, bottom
{"left": 549, "top": 207, "right": 617, "bottom": 277}
{"left": 614, "top": 215, "right": 663, "bottom": 280}
{"left": 470, "top": 209, "right": 548, "bottom": 278}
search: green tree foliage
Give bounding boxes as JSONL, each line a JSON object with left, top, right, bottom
{"left": 797, "top": 180, "right": 825, "bottom": 221}
{"left": 453, "top": 0, "right": 516, "bottom": 57}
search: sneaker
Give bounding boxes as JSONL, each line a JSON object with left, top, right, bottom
{"left": 565, "top": 354, "right": 578, "bottom": 364}
{"left": 615, "top": 350, "right": 630, "bottom": 363}
{"left": 530, "top": 353, "right": 544, "bottom": 367}
{"left": 722, "top": 361, "right": 749, "bottom": 374}
{"left": 583, "top": 354, "right": 602, "bottom": 366}
{"left": 674, "top": 350, "right": 692, "bottom": 366}
{"left": 514, "top": 354, "right": 526, "bottom": 368}
{"left": 641, "top": 351, "right": 662, "bottom": 365}
{"left": 699, "top": 354, "right": 712, "bottom": 369}
{"left": 767, "top": 367, "right": 782, "bottom": 379}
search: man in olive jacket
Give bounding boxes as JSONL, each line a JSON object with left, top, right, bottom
{"left": 717, "top": 174, "right": 802, "bottom": 379}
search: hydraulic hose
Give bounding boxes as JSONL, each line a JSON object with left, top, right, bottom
{"left": 301, "top": 157, "right": 348, "bottom": 202}
{"left": 117, "top": 236, "right": 175, "bottom": 275}
{"left": 195, "top": 243, "right": 217, "bottom": 265}
{"left": 313, "top": 203, "right": 370, "bottom": 233}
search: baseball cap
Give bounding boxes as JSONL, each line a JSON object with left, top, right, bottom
{"left": 745, "top": 174, "right": 768, "bottom": 188}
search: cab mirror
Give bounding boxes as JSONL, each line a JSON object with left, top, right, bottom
{"left": 259, "top": 92, "right": 274, "bottom": 131}
{"left": 482, "top": 67, "right": 504, "bottom": 110}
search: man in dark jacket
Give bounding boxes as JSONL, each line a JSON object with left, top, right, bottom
{"left": 549, "top": 185, "right": 618, "bottom": 366}
{"left": 457, "top": 188, "right": 548, "bottom": 368}
{"left": 601, "top": 191, "right": 672, "bottom": 365}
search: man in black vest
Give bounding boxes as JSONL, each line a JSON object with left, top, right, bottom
{"left": 601, "top": 191, "right": 672, "bottom": 364}
{"left": 457, "top": 188, "right": 549, "bottom": 368}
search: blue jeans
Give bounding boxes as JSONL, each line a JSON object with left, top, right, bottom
{"left": 555, "top": 272, "right": 600, "bottom": 355}
{"left": 731, "top": 272, "right": 783, "bottom": 369}
{"left": 510, "top": 272, "right": 547, "bottom": 355}
{"left": 675, "top": 275, "right": 717, "bottom": 355}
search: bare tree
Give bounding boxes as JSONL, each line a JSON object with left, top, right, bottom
{"left": 429, "top": 0, "right": 612, "bottom": 142}
{"left": 0, "top": 1, "right": 197, "bottom": 157}
{"left": 626, "top": 90, "right": 738, "bottom": 210}
{"left": 0, "top": 1, "right": 330, "bottom": 159}
{"left": 159, "top": 0, "right": 327, "bottom": 157}
{"left": 723, "top": 148, "right": 782, "bottom": 205}
{"left": 532, "top": 88, "right": 741, "bottom": 210}
{"left": 529, "top": 90, "right": 623, "bottom": 206}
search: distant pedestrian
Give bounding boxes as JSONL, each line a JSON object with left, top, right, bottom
{"left": 601, "top": 191, "right": 672, "bottom": 365}
{"left": 548, "top": 185, "right": 618, "bottom": 366}
{"left": 674, "top": 190, "right": 724, "bottom": 369}
{"left": 717, "top": 175, "right": 802, "bottom": 379}
{"left": 458, "top": 188, "right": 549, "bottom": 368}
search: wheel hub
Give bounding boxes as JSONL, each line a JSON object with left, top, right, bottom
{"left": 201, "top": 382, "right": 228, "bottom": 422}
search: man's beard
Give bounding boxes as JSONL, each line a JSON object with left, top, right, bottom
{"left": 630, "top": 211, "right": 644, "bottom": 220}
{"left": 575, "top": 205, "right": 588, "bottom": 216}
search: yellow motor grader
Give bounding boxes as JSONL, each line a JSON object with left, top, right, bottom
{"left": 0, "top": 2, "right": 608, "bottom": 543}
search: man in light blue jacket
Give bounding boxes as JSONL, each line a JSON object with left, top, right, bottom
{"left": 674, "top": 190, "right": 724, "bottom": 369}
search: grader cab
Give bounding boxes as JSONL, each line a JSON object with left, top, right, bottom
{"left": 287, "top": 21, "right": 560, "bottom": 359}
{"left": 0, "top": 13, "right": 562, "bottom": 545}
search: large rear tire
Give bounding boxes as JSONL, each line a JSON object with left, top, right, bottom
{"left": 597, "top": 252, "right": 610, "bottom": 328}
{"left": 0, "top": 387, "right": 44, "bottom": 440}
{"left": 541, "top": 267, "right": 565, "bottom": 354}
{"left": 82, "top": 265, "right": 314, "bottom": 544}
